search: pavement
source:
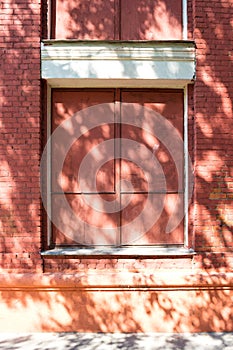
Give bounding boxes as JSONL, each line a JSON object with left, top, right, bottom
{"left": 0, "top": 332, "right": 232, "bottom": 350}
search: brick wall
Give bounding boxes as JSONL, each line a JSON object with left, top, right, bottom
{"left": 0, "top": 0, "right": 42, "bottom": 272}
{"left": 0, "top": 0, "right": 232, "bottom": 271}
{"left": 0, "top": 0, "right": 233, "bottom": 333}
{"left": 193, "top": 0, "right": 233, "bottom": 257}
{"left": 0, "top": 0, "right": 232, "bottom": 273}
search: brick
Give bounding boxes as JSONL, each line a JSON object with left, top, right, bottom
{"left": 0, "top": 0, "right": 42, "bottom": 272}
{"left": 1, "top": 0, "right": 233, "bottom": 274}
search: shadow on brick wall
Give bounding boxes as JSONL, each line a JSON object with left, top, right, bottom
{"left": 0, "top": 0, "right": 232, "bottom": 333}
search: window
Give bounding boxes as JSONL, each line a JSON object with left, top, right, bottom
{"left": 49, "top": 0, "right": 183, "bottom": 40}
{"left": 41, "top": 1, "right": 195, "bottom": 254}
{"left": 46, "top": 88, "right": 185, "bottom": 248}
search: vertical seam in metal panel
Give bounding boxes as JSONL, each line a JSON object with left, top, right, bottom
{"left": 119, "top": 0, "right": 122, "bottom": 40}
{"left": 114, "top": 89, "right": 121, "bottom": 245}
{"left": 114, "top": 0, "right": 121, "bottom": 40}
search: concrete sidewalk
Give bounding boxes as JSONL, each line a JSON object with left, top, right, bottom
{"left": 0, "top": 333, "right": 232, "bottom": 350}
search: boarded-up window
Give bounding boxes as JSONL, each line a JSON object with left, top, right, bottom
{"left": 51, "top": 0, "right": 183, "bottom": 40}
{"left": 51, "top": 89, "right": 184, "bottom": 247}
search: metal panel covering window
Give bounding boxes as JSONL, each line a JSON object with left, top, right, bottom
{"left": 50, "top": 88, "right": 184, "bottom": 248}
{"left": 49, "top": 0, "right": 183, "bottom": 40}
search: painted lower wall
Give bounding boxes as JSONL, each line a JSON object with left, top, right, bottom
{"left": 0, "top": 270, "right": 232, "bottom": 332}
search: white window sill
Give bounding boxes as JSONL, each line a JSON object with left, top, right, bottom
{"left": 41, "top": 246, "right": 195, "bottom": 258}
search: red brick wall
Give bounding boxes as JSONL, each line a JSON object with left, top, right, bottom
{"left": 0, "top": 0, "right": 232, "bottom": 273}
{"left": 0, "top": 0, "right": 233, "bottom": 334}
{"left": 0, "top": 0, "right": 42, "bottom": 272}
{"left": 193, "top": 0, "right": 233, "bottom": 259}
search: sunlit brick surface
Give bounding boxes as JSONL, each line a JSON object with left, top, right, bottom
{"left": 0, "top": 0, "right": 233, "bottom": 333}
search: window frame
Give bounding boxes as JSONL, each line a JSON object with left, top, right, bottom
{"left": 41, "top": 84, "right": 194, "bottom": 256}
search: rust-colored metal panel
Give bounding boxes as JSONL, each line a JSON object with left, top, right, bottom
{"left": 52, "top": 90, "right": 115, "bottom": 131}
{"left": 121, "top": 193, "right": 184, "bottom": 244}
{"left": 120, "top": 89, "right": 184, "bottom": 244}
{"left": 120, "top": 0, "right": 182, "bottom": 40}
{"left": 121, "top": 90, "right": 184, "bottom": 193}
{"left": 53, "top": 125, "right": 116, "bottom": 193}
{"left": 52, "top": 194, "right": 119, "bottom": 246}
{"left": 121, "top": 89, "right": 184, "bottom": 134}
{"left": 54, "top": 0, "right": 116, "bottom": 39}
{"left": 52, "top": 0, "right": 182, "bottom": 40}
{"left": 50, "top": 88, "right": 184, "bottom": 246}
{"left": 51, "top": 89, "right": 118, "bottom": 246}
{"left": 120, "top": 159, "right": 149, "bottom": 193}
{"left": 51, "top": 90, "right": 115, "bottom": 193}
